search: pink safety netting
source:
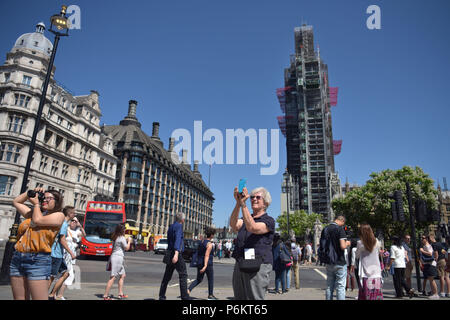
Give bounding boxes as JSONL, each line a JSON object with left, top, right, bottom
{"left": 329, "top": 87, "right": 338, "bottom": 106}
{"left": 333, "top": 140, "right": 342, "bottom": 155}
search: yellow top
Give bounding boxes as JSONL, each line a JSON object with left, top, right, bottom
{"left": 15, "top": 218, "right": 60, "bottom": 253}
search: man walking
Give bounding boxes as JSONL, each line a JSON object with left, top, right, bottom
{"left": 158, "top": 212, "right": 190, "bottom": 300}
{"left": 291, "top": 241, "right": 301, "bottom": 289}
{"left": 402, "top": 235, "right": 414, "bottom": 289}
{"left": 319, "top": 215, "right": 350, "bottom": 300}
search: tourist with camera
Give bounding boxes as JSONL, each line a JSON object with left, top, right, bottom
{"left": 10, "top": 188, "right": 65, "bottom": 300}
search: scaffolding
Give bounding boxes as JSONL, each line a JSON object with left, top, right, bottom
{"left": 277, "top": 24, "right": 341, "bottom": 221}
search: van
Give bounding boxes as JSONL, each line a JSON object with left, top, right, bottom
{"left": 154, "top": 238, "right": 168, "bottom": 254}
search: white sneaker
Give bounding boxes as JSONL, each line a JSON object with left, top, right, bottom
{"left": 429, "top": 294, "right": 440, "bottom": 300}
{"left": 439, "top": 293, "right": 446, "bottom": 298}
{"left": 56, "top": 296, "right": 66, "bottom": 300}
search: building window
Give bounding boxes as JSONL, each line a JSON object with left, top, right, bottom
{"left": 57, "top": 116, "right": 63, "bottom": 125}
{"left": 22, "top": 75, "right": 32, "bottom": 86}
{"left": 39, "top": 155, "right": 48, "bottom": 172}
{"left": 61, "top": 164, "right": 69, "bottom": 179}
{"left": 55, "top": 135, "right": 63, "bottom": 150}
{"left": 0, "top": 175, "right": 16, "bottom": 195}
{"left": 7, "top": 115, "right": 25, "bottom": 133}
{"left": 14, "top": 94, "right": 31, "bottom": 108}
{"left": 35, "top": 182, "right": 44, "bottom": 189}
{"left": 77, "top": 169, "right": 82, "bottom": 182}
{"left": 74, "top": 192, "right": 79, "bottom": 208}
{"left": 0, "top": 143, "right": 21, "bottom": 163}
{"left": 4, "top": 73, "right": 10, "bottom": 83}
{"left": 65, "top": 141, "right": 73, "bottom": 154}
{"left": 50, "top": 160, "right": 59, "bottom": 176}
{"left": 67, "top": 122, "right": 72, "bottom": 130}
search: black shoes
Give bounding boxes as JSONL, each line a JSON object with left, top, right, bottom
{"left": 207, "top": 295, "right": 218, "bottom": 300}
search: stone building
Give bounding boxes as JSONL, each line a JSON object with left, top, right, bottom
{"left": 0, "top": 23, "right": 117, "bottom": 240}
{"left": 103, "top": 100, "right": 214, "bottom": 238}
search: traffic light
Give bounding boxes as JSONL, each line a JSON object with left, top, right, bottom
{"left": 391, "top": 202, "right": 398, "bottom": 222}
{"left": 394, "top": 191, "right": 406, "bottom": 222}
{"left": 427, "top": 209, "right": 440, "bottom": 222}
{"left": 415, "top": 199, "right": 427, "bottom": 222}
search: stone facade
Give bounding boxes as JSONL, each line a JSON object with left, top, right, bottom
{"left": 104, "top": 101, "right": 214, "bottom": 239}
{"left": 0, "top": 23, "right": 117, "bottom": 240}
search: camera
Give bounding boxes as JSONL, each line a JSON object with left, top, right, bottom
{"left": 27, "top": 190, "right": 45, "bottom": 202}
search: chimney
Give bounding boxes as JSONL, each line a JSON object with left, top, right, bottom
{"left": 168, "top": 137, "right": 175, "bottom": 152}
{"left": 119, "top": 99, "right": 141, "bottom": 128}
{"left": 128, "top": 100, "right": 138, "bottom": 119}
{"left": 193, "top": 160, "right": 199, "bottom": 172}
{"left": 181, "top": 149, "right": 188, "bottom": 164}
{"left": 152, "top": 122, "right": 160, "bottom": 138}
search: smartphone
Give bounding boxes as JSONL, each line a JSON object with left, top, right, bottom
{"left": 238, "top": 178, "right": 247, "bottom": 194}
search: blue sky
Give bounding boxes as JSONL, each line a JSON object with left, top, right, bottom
{"left": 1, "top": 0, "right": 449, "bottom": 228}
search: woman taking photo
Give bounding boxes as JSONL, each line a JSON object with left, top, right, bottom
{"left": 103, "top": 224, "right": 131, "bottom": 300}
{"left": 187, "top": 227, "right": 217, "bottom": 300}
{"left": 387, "top": 236, "right": 415, "bottom": 298}
{"left": 355, "top": 224, "right": 383, "bottom": 300}
{"left": 10, "top": 188, "right": 65, "bottom": 300}
{"left": 230, "top": 186, "right": 275, "bottom": 300}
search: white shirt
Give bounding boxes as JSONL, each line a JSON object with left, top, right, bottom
{"left": 356, "top": 239, "right": 382, "bottom": 280}
{"left": 390, "top": 245, "right": 407, "bottom": 268}
{"left": 306, "top": 244, "right": 312, "bottom": 255}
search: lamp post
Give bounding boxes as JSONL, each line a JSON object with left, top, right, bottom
{"left": 282, "top": 169, "right": 291, "bottom": 239}
{"left": 0, "top": 6, "right": 70, "bottom": 284}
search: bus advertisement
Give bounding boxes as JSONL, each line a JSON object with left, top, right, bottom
{"left": 79, "top": 201, "right": 126, "bottom": 257}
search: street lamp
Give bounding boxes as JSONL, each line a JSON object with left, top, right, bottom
{"left": 0, "top": 5, "right": 70, "bottom": 284}
{"left": 282, "top": 169, "right": 291, "bottom": 239}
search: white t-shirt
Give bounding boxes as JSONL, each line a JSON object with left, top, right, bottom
{"left": 390, "top": 245, "right": 407, "bottom": 268}
{"left": 306, "top": 244, "right": 312, "bottom": 255}
{"left": 356, "top": 239, "right": 382, "bottom": 280}
{"left": 67, "top": 228, "right": 83, "bottom": 247}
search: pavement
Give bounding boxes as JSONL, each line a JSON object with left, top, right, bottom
{"left": 0, "top": 255, "right": 442, "bottom": 301}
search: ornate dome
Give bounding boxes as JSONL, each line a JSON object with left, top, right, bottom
{"left": 13, "top": 22, "right": 53, "bottom": 56}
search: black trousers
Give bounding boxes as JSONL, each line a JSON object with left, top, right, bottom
{"left": 159, "top": 254, "right": 189, "bottom": 300}
{"left": 393, "top": 267, "right": 411, "bottom": 297}
{"left": 188, "top": 265, "right": 214, "bottom": 296}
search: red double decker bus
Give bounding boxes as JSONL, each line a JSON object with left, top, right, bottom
{"left": 79, "top": 201, "right": 126, "bottom": 257}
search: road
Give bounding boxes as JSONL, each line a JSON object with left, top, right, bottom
{"left": 0, "top": 248, "right": 435, "bottom": 301}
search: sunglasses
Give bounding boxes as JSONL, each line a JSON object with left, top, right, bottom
{"left": 250, "top": 195, "right": 262, "bottom": 200}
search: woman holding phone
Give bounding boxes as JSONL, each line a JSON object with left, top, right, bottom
{"left": 230, "top": 184, "right": 275, "bottom": 300}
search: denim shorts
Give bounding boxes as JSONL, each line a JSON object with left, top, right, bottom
{"left": 51, "top": 257, "right": 67, "bottom": 276}
{"left": 10, "top": 251, "right": 52, "bottom": 281}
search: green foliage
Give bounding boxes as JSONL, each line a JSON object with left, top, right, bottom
{"left": 276, "top": 210, "right": 323, "bottom": 239}
{"left": 332, "top": 166, "right": 438, "bottom": 240}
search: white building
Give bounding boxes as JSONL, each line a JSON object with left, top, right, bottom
{"left": 0, "top": 23, "right": 117, "bottom": 240}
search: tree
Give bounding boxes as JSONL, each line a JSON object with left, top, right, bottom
{"left": 276, "top": 210, "right": 323, "bottom": 239}
{"left": 332, "top": 166, "right": 438, "bottom": 241}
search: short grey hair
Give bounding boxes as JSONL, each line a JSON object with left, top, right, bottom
{"left": 175, "top": 212, "right": 185, "bottom": 222}
{"left": 250, "top": 187, "right": 272, "bottom": 208}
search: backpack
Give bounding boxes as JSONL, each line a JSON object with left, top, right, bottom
{"left": 279, "top": 243, "right": 292, "bottom": 265}
{"left": 318, "top": 225, "right": 338, "bottom": 265}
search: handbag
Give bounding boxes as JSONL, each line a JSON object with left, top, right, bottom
{"left": 106, "top": 257, "right": 111, "bottom": 271}
{"left": 238, "top": 256, "right": 263, "bottom": 273}
{"left": 190, "top": 249, "right": 199, "bottom": 268}
{"left": 279, "top": 244, "right": 292, "bottom": 264}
